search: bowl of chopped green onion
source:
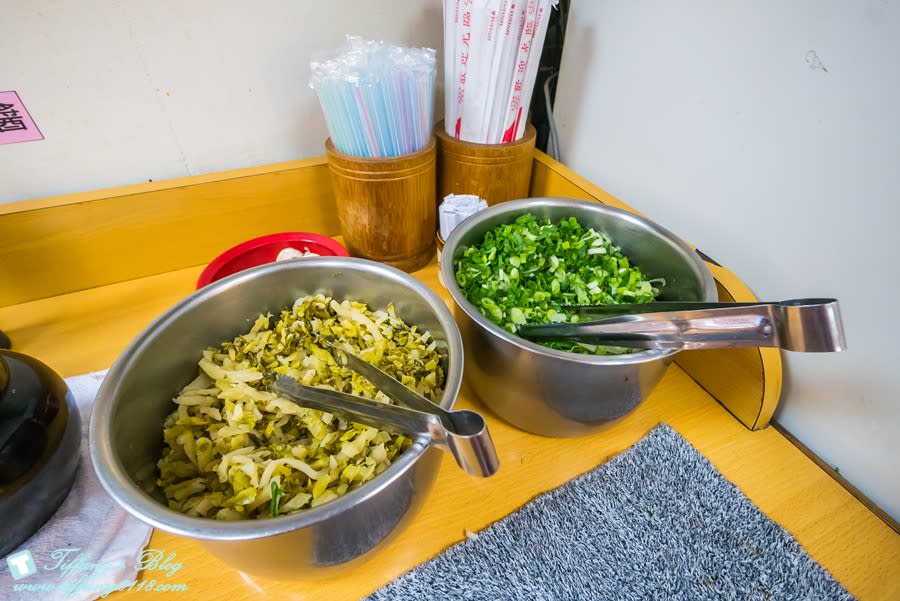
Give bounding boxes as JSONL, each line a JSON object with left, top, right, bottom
{"left": 90, "top": 257, "right": 463, "bottom": 579}
{"left": 441, "top": 197, "right": 716, "bottom": 437}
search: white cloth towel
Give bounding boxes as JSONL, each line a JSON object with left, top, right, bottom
{"left": 1, "top": 370, "right": 153, "bottom": 601}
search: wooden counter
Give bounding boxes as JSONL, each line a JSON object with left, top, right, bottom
{"left": 1, "top": 153, "right": 897, "bottom": 599}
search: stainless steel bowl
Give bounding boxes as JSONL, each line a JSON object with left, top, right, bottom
{"left": 440, "top": 198, "right": 716, "bottom": 437}
{"left": 90, "top": 258, "right": 463, "bottom": 579}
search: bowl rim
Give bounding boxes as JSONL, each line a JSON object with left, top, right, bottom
{"left": 90, "top": 257, "right": 462, "bottom": 540}
{"left": 439, "top": 197, "right": 718, "bottom": 365}
{"left": 196, "top": 232, "right": 350, "bottom": 289}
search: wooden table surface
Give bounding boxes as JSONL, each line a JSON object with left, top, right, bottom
{"left": 2, "top": 259, "right": 898, "bottom": 601}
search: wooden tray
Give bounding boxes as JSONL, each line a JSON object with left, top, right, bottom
{"left": 0, "top": 152, "right": 778, "bottom": 430}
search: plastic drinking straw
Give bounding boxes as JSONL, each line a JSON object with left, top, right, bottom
{"left": 315, "top": 87, "right": 340, "bottom": 150}
{"left": 370, "top": 79, "right": 393, "bottom": 156}
{"left": 366, "top": 84, "right": 395, "bottom": 156}
{"left": 417, "top": 73, "right": 426, "bottom": 149}
{"left": 324, "top": 82, "right": 352, "bottom": 155}
{"left": 358, "top": 83, "right": 375, "bottom": 155}
{"left": 310, "top": 37, "right": 436, "bottom": 158}
{"left": 409, "top": 71, "right": 422, "bottom": 151}
{"left": 353, "top": 86, "right": 379, "bottom": 157}
{"left": 404, "top": 72, "right": 415, "bottom": 152}
{"left": 322, "top": 82, "right": 358, "bottom": 156}
{"left": 382, "top": 77, "right": 402, "bottom": 156}
{"left": 373, "top": 79, "right": 394, "bottom": 156}
{"left": 427, "top": 69, "right": 436, "bottom": 140}
{"left": 418, "top": 69, "right": 431, "bottom": 149}
{"left": 340, "top": 82, "right": 368, "bottom": 157}
{"left": 325, "top": 85, "right": 347, "bottom": 154}
{"left": 391, "top": 71, "right": 411, "bottom": 154}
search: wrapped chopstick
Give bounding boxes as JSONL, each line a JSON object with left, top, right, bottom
{"left": 444, "top": 0, "right": 556, "bottom": 144}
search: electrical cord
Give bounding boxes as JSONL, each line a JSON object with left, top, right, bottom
{"left": 544, "top": 71, "right": 560, "bottom": 161}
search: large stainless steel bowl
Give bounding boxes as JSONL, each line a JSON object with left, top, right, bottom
{"left": 90, "top": 258, "right": 463, "bottom": 579}
{"left": 440, "top": 198, "right": 716, "bottom": 437}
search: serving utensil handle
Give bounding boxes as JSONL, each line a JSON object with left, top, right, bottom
{"left": 520, "top": 299, "right": 846, "bottom": 352}
{"left": 272, "top": 376, "right": 499, "bottom": 477}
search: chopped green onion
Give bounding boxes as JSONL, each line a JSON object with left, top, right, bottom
{"left": 454, "top": 213, "right": 661, "bottom": 354}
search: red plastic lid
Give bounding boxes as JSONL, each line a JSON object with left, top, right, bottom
{"left": 196, "top": 232, "right": 349, "bottom": 289}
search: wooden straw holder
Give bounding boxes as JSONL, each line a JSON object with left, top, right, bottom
{"left": 435, "top": 120, "right": 536, "bottom": 206}
{"left": 325, "top": 138, "right": 436, "bottom": 273}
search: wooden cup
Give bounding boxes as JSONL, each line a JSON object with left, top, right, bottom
{"left": 325, "top": 138, "right": 437, "bottom": 273}
{"left": 434, "top": 120, "right": 536, "bottom": 206}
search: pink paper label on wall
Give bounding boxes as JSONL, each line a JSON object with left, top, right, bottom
{"left": 0, "top": 91, "right": 43, "bottom": 145}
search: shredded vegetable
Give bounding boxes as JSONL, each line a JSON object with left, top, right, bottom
{"left": 156, "top": 294, "right": 445, "bottom": 520}
{"left": 454, "top": 213, "right": 663, "bottom": 354}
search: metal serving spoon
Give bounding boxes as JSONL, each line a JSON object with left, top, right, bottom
{"left": 515, "top": 298, "right": 846, "bottom": 352}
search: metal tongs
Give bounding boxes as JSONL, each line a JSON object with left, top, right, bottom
{"left": 270, "top": 340, "right": 499, "bottom": 477}
{"left": 516, "top": 298, "right": 847, "bottom": 352}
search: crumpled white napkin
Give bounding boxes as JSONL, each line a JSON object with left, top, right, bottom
{"left": 0, "top": 370, "right": 153, "bottom": 601}
{"left": 439, "top": 194, "right": 488, "bottom": 240}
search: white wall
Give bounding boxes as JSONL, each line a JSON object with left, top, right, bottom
{"left": 0, "top": 0, "right": 443, "bottom": 204}
{"left": 555, "top": 1, "right": 900, "bottom": 520}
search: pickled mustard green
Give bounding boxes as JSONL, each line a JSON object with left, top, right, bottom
{"left": 156, "top": 294, "right": 444, "bottom": 520}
